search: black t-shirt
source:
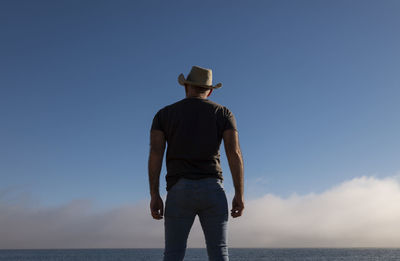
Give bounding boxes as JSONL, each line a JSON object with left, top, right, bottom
{"left": 151, "top": 97, "right": 237, "bottom": 191}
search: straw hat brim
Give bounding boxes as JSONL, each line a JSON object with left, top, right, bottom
{"left": 178, "top": 74, "right": 222, "bottom": 89}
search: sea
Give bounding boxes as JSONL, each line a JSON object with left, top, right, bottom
{"left": 1, "top": 248, "right": 400, "bottom": 261}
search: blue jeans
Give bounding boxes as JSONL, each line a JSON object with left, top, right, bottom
{"left": 163, "top": 177, "right": 229, "bottom": 261}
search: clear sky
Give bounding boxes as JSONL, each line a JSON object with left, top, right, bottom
{"left": 1, "top": 0, "right": 400, "bottom": 248}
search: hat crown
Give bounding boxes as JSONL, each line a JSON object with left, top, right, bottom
{"left": 186, "top": 66, "right": 213, "bottom": 86}
{"left": 177, "top": 65, "right": 222, "bottom": 89}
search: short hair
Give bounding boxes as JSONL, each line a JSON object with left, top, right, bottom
{"left": 191, "top": 85, "right": 210, "bottom": 94}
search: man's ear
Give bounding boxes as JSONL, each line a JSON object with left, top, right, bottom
{"left": 207, "top": 89, "right": 213, "bottom": 97}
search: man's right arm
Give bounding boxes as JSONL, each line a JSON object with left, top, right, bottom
{"left": 223, "top": 129, "right": 244, "bottom": 218}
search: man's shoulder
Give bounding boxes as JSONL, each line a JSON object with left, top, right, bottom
{"left": 197, "top": 98, "right": 231, "bottom": 111}
{"left": 153, "top": 98, "right": 181, "bottom": 111}
{"left": 204, "top": 99, "right": 223, "bottom": 107}
{"left": 157, "top": 98, "right": 186, "bottom": 112}
{"left": 205, "top": 99, "right": 234, "bottom": 114}
{"left": 156, "top": 98, "right": 233, "bottom": 114}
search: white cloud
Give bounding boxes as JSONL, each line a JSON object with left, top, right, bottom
{"left": 229, "top": 176, "right": 400, "bottom": 247}
{"left": 2, "top": 176, "right": 400, "bottom": 249}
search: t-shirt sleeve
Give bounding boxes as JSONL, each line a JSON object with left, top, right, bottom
{"left": 151, "top": 109, "right": 164, "bottom": 132}
{"left": 223, "top": 107, "right": 237, "bottom": 132}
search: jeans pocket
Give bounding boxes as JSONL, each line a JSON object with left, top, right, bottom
{"left": 165, "top": 188, "right": 195, "bottom": 218}
{"left": 202, "top": 188, "right": 228, "bottom": 217}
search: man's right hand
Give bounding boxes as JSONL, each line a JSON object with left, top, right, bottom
{"left": 231, "top": 194, "right": 244, "bottom": 218}
{"left": 150, "top": 194, "right": 164, "bottom": 220}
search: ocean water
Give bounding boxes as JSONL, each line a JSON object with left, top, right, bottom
{"left": 0, "top": 248, "right": 400, "bottom": 261}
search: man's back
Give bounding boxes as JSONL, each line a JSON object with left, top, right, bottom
{"left": 151, "top": 97, "right": 237, "bottom": 191}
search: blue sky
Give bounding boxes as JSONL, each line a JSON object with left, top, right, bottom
{"left": 1, "top": 0, "right": 400, "bottom": 212}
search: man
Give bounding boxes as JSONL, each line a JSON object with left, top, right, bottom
{"left": 148, "top": 65, "right": 244, "bottom": 261}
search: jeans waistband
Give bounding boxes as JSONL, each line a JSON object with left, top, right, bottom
{"left": 173, "top": 177, "right": 223, "bottom": 189}
{"left": 179, "top": 177, "right": 221, "bottom": 183}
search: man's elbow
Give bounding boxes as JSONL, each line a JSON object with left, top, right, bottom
{"left": 226, "top": 148, "right": 242, "bottom": 160}
{"left": 150, "top": 146, "right": 165, "bottom": 157}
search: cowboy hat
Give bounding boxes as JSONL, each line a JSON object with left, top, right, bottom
{"left": 178, "top": 66, "right": 222, "bottom": 89}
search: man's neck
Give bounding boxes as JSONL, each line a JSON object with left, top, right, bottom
{"left": 186, "top": 95, "right": 207, "bottom": 99}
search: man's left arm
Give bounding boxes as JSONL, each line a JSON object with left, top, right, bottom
{"left": 148, "top": 129, "right": 166, "bottom": 220}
